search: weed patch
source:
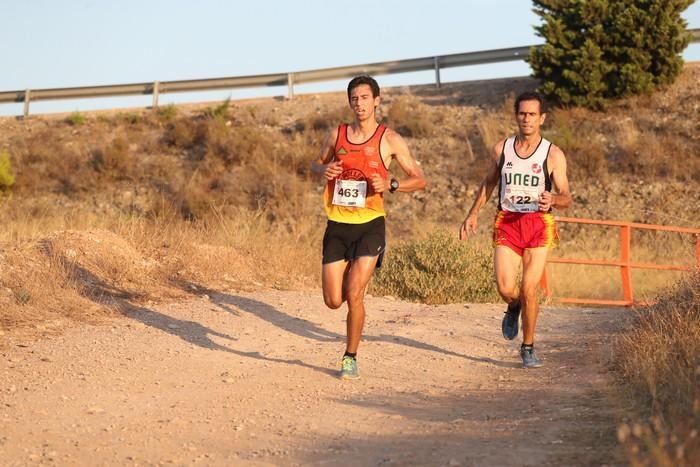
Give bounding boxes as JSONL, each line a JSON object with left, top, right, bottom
{"left": 614, "top": 271, "right": 700, "bottom": 466}
{"left": 371, "top": 230, "right": 498, "bottom": 304}
{"left": 0, "top": 150, "right": 16, "bottom": 191}
{"left": 65, "top": 112, "right": 87, "bottom": 126}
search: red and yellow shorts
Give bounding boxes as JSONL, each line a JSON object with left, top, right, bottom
{"left": 493, "top": 211, "right": 559, "bottom": 257}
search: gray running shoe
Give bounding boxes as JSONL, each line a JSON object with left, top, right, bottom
{"left": 340, "top": 355, "right": 359, "bottom": 380}
{"left": 501, "top": 300, "right": 521, "bottom": 340}
{"left": 520, "top": 345, "right": 543, "bottom": 368}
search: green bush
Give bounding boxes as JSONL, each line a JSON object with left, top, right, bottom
{"left": 529, "top": 0, "right": 694, "bottom": 109}
{"left": 371, "top": 230, "right": 498, "bottom": 304}
{"left": 65, "top": 111, "right": 87, "bottom": 126}
{"left": 205, "top": 97, "right": 231, "bottom": 120}
{"left": 125, "top": 112, "right": 141, "bottom": 125}
{"left": 158, "top": 103, "right": 178, "bottom": 120}
{"left": 0, "top": 150, "right": 16, "bottom": 191}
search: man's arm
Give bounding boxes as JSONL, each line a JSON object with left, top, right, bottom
{"left": 460, "top": 140, "right": 504, "bottom": 240}
{"left": 370, "top": 129, "right": 426, "bottom": 193}
{"left": 537, "top": 145, "right": 572, "bottom": 211}
{"left": 310, "top": 127, "right": 342, "bottom": 180}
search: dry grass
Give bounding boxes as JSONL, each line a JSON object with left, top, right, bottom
{"left": 0, "top": 204, "right": 323, "bottom": 336}
{"left": 614, "top": 271, "right": 700, "bottom": 466}
{"left": 384, "top": 95, "right": 436, "bottom": 138}
{"left": 548, "top": 224, "right": 697, "bottom": 301}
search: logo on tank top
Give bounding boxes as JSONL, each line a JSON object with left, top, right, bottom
{"left": 336, "top": 147, "right": 348, "bottom": 156}
{"left": 340, "top": 168, "right": 366, "bottom": 181}
{"left": 532, "top": 163, "right": 542, "bottom": 174}
{"left": 504, "top": 173, "right": 540, "bottom": 187}
{"left": 505, "top": 161, "right": 513, "bottom": 169}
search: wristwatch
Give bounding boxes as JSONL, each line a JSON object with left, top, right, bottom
{"left": 389, "top": 178, "right": 399, "bottom": 193}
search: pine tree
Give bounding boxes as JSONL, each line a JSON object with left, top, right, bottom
{"left": 528, "top": 0, "right": 694, "bottom": 109}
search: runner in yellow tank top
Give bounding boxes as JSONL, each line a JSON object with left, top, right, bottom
{"left": 311, "top": 75, "right": 427, "bottom": 380}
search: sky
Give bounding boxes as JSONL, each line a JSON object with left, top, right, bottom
{"left": 1, "top": 0, "right": 699, "bottom": 116}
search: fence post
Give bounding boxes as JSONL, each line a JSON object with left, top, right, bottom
{"left": 620, "top": 224, "right": 633, "bottom": 304}
{"left": 23, "top": 89, "right": 31, "bottom": 118}
{"left": 152, "top": 81, "right": 160, "bottom": 108}
{"left": 434, "top": 57, "right": 441, "bottom": 88}
{"left": 287, "top": 73, "right": 294, "bottom": 100}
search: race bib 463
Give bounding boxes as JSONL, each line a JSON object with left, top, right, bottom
{"left": 332, "top": 179, "right": 367, "bottom": 207}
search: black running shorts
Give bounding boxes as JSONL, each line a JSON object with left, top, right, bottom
{"left": 322, "top": 216, "right": 386, "bottom": 267}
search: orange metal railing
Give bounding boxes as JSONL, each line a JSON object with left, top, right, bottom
{"left": 539, "top": 216, "right": 700, "bottom": 307}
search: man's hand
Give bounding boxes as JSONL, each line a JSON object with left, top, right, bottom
{"left": 460, "top": 215, "right": 478, "bottom": 240}
{"left": 324, "top": 161, "right": 343, "bottom": 181}
{"left": 538, "top": 191, "right": 553, "bottom": 211}
{"left": 369, "top": 173, "right": 388, "bottom": 193}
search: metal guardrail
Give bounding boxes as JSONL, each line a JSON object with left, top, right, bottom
{"left": 2, "top": 28, "right": 699, "bottom": 117}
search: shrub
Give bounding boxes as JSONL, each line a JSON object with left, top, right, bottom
{"left": 66, "top": 111, "right": 87, "bottom": 126}
{"left": 205, "top": 97, "right": 231, "bottom": 120}
{"left": 158, "top": 104, "right": 178, "bottom": 120}
{"left": 529, "top": 0, "right": 694, "bottom": 109}
{"left": 370, "top": 230, "right": 498, "bottom": 304}
{"left": 164, "top": 119, "right": 197, "bottom": 149}
{"left": 125, "top": 112, "right": 141, "bottom": 125}
{"left": 0, "top": 150, "right": 16, "bottom": 191}
{"left": 90, "top": 138, "right": 135, "bottom": 179}
{"left": 385, "top": 96, "right": 435, "bottom": 138}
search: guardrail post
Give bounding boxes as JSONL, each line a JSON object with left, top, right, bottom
{"left": 287, "top": 73, "right": 294, "bottom": 100}
{"left": 620, "top": 225, "right": 633, "bottom": 304}
{"left": 23, "top": 89, "right": 31, "bottom": 118}
{"left": 152, "top": 81, "right": 160, "bottom": 108}
{"left": 434, "top": 57, "right": 441, "bottom": 88}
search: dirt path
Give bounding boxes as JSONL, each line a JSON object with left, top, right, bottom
{"left": 1, "top": 290, "right": 627, "bottom": 466}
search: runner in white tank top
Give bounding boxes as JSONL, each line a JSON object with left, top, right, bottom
{"left": 460, "top": 92, "right": 572, "bottom": 369}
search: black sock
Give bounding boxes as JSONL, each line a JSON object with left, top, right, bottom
{"left": 344, "top": 352, "right": 357, "bottom": 359}
{"left": 521, "top": 343, "right": 534, "bottom": 350}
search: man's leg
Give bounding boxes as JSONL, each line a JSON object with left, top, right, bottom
{"left": 321, "top": 260, "right": 350, "bottom": 309}
{"left": 520, "top": 247, "right": 549, "bottom": 345}
{"left": 494, "top": 246, "right": 522, "bottom": 305}
{"left": 494, "top": 245, "right": 524, "bottom": 340}
{"left": 343, "top": 255, "right": 379, "bottom": 354}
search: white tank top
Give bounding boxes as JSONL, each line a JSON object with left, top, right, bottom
{"left": 498, "top": 136, "right": 552, "bottom": 213}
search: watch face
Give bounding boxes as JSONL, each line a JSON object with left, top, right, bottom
{"left": 390, "top": 179, "right": 399, "bottom": 192}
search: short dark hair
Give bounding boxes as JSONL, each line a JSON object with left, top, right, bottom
{"left": 347, "top": 75, "right": 380, "bottom": 99}
{"left": 514, "top": 92, "right": 546, "bottom": 114}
